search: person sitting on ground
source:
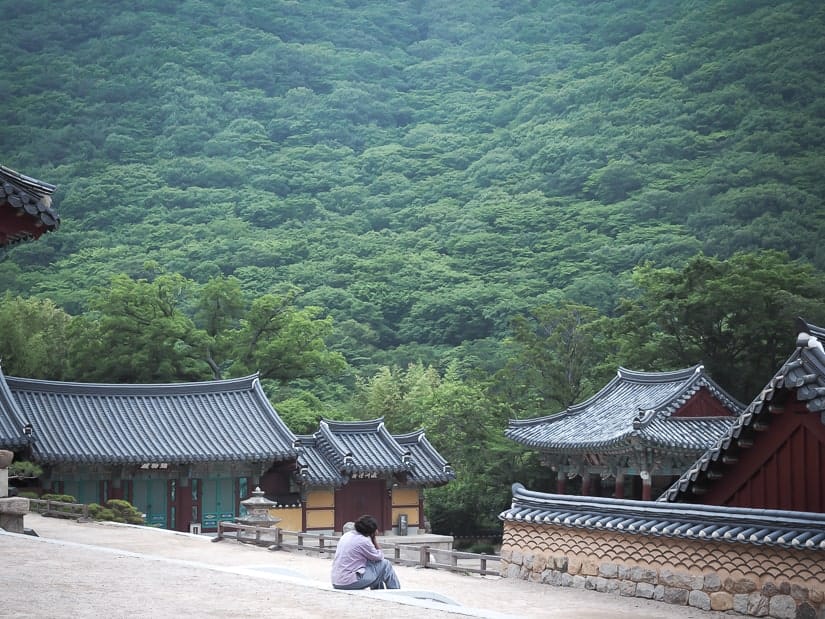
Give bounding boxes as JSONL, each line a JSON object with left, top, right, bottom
{"left": 330, "top": 514, "right": 401, "bottom": 590}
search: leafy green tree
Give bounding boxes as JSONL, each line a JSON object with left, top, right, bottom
{"left": 611, "top": 251, "right": 825, "bottom": 401}
{"left": 0, "top": 293, "right": 73, "bottom": 380}
{"left": 491, "top": 301, "right": 611, "bottom": 419}
{"left": 66, "top": 271, "right": 211, "bottom": 383}
{"left": 227, "top": 287, "right": 348, "bottom": 383}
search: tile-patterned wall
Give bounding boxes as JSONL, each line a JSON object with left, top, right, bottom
{"left": 501, "top": 522, "right": 824, "bottom": 617}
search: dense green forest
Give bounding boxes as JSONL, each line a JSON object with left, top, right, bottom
{"left": 2, "top": 0, "right": 825, "bottom": 533}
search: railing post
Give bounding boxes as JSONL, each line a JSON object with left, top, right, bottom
{"left": 419, "top": 545, "right": 430, "bottom": 569}
{"left": 480, "top": 554, "right": 487, "bottom": 575}
{"left": 451, "top": 550, "right": 458, "bottom": 569}
{"left": 319, "top": 533, "right": 325, "bottom": 554}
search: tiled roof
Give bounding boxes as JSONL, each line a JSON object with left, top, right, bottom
{"left": 0, "top": 370, "right": 298, "bottom": 464}
{"left": 294, "top": 434, "right": 343, "bottom": 486}
{"left": 395, "top": 430, "right": 455, "bottom": 484}
{"left": 294, "top": 418, "right": 454, "bottom": 487}
{"left": 506, "top": 365, "right": 743, "bottom": 453}
{"left": 501, "top": 483, "right": 825, "bottom": 551}
{"left": 0, "top": 165, "right": 60, "bottom": 247}
{"left": 0, "top": 368, "right": 28, "bottom": 449}
{"left": 316, "top": 418, "right": 409, "bottom": 475}
{"left": 660, "top": 319, "right": 825, "bottom": 503}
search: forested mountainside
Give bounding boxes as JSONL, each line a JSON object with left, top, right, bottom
{"left": 2, "top": 0, "right": 825, "bottom": 534}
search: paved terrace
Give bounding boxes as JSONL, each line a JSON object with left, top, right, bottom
{"left": 1, "top": 513, "right": 726, "bottom": 619}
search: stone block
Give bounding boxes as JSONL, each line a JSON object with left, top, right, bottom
{"left": 734, "top": 594, "right": 750, "bottom": 614}
{"left": 505, "top": 564, "right": 522, "bottom": 579}
{"left": 710, "top": 592, "right": 734, "bottom": 611}
{"left": 795, "top": 602, "right": 816, "bottom": 619}
{"left": 704, "top": 573, "right": 723, "bottom": 592}
{"left": 567, "top": 556, "right": 582, "bottom": 575}
{"left": 764, "top": 582, "right": 781, "bottom": 597}
{"left": 660, "top": 568, "right": 694, "bottom": 590}
{"left": 510, "top": 549, "right": 523, "bottom": 566}
{"left": 541, "top": 569, "right": 562, "bottom": 586}
{"left": 605, "top": 580, "right": 619, "bottom": 595}
{"left": 599, "top": 563, "right": 618, "bottom": 579}
{"left": 688, "top": 590, "right": 711, "bottom": 611}
{"left": 572, "top": 575, "right": 586, "bottom": 589}
{"left": 582, "top": 558, "right": 599, "bottom": 576}
{"left": 747, "top": 592, "right": 770, "bottom": 617}
{"left": 809, "top": 589, "right": 823, "bottom": 604}
{"left": 791, "top": 584, "right": 809, "bottom": 603}
{"left": 522, "top": 551, "right": 535, "bottom": 571}
{"left": 631, "top": 566, "right": 657, "bottom": 584}
{"left": 553, "top": 555, "right": 568, "bottom": 572}
{"left": 499, "top": 547, "right": 513, "bottom": 562}
{"left": 663, "top": 586, "right": 689, "bottom": 606}
{"left": 768, "top": 594, "right": 796, "bottom": 619}
{"left": 653, "top": 585, "right": 665, "bottom": 602}
{"left": 725, "top": 577, "right": 757, "bottom": 594}
{"left": 618, "top": 565, "right": 632, "bottom": 580}
{"left": 619, "top": 580, "right": 637, "bottom": 597}
{"left": 561, "top": 573, "right": 574, "bottom": 588}
{"left": 636, "top": 582, "right": 655, "bottom": 599}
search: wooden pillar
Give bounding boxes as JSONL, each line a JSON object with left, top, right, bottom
{"left": 641, "top": 474, "right": 652, "bottom": 501}
{"left": 556, "top": 474, "right": 566, "bottom": 494}
{"left": 580, "top": 473, "right": 591, "bottom": 496}
{"left": 613, "top": 472, "right": 625, "bottom": 499}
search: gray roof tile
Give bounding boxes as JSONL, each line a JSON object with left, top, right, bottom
{"left": 0, "top": 371, "right": 297, "bottom": 464}
{"left": 295, "top": 418, "right": 454, "bottom": 487}
{"left": 501, "top": 483, "right": 825, "bottom": 551}
{"left": 506, "top": 365, "right": 743, "bottom": 453}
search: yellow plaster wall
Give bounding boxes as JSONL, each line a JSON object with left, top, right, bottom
{"left": 306, "top": 509, "right": 334, "bottom": 529}
{"left": 306, "top": 489, "right": 334, "bottom": 509}
{"left": 267, "top": 507, "right": 302, "bottom": 531}
{"left": 391, "top": 487, "right": 419, "bottom": 506}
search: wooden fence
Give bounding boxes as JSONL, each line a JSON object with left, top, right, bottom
{"left": 214, "top": 521, "right": 500, "bottom": 577}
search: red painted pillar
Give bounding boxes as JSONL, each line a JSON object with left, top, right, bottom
{"left": 556, "top": 474, "right": 566, "bottom": 494}
{"left": 641, "top": 475, "right": 652, "bottom": 501}
{"left": 581, "top": 473, "right": 591, "bottom": 496}
{"left": 614, "top": 473, "right": 625, "bottom": 499}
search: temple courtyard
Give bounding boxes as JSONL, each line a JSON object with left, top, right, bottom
{"left": 1, "top": 513, "right": 728, "bottom": 619}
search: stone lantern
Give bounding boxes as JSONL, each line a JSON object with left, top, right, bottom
{"left": 237, "top": 486, "right": 281, "bottom": 528}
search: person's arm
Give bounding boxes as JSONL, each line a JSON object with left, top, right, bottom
{"left": 358, "top": 534, "right": 384, "bottom": 561}
{"left": 371, "top": 532, "right": 379, "bottom": 549}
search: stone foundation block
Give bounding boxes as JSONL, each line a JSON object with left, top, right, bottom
{"left": 688, "top": 590, "right": 711, "bottom": 611}
{"left": 636, "top": 582, "right": 655, "bottom": 599}
{"left": 599, "top": 563, "right": 618, "bottom": 578}
{"left": 710, "top": 591, "right": 734, "bottom": 611}
{"left": 619, "top": 580, "right": 636, "bottom": 597}
{"left": 662, "top": 586, "right": 689, "bottom": 606}
{"left": 768, "top": 594, "right": 796, "bottom": 619}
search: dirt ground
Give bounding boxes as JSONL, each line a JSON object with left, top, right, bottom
{"left": 1, "top": 514, "right": 729, "bottom": 619}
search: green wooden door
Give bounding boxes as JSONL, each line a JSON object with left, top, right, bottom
{"left": 201, "top": 478, "right": 235, "bottom": 529}
{"left": 132, "top": 479, "right": 168, "bottom": 528}
{"left": 61, "top": 479, "right": 100, "bottom": 505}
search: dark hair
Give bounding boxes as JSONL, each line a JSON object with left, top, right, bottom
{"left": 354, "top": 514, "right": 378, "bottom": 536}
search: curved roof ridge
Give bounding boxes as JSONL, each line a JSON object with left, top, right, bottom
{"left": 321, "top": 417, "right": 385, "bottom": 432}
{"left": 315, "top": 420, "right": 353, "bottom": 462}
{"left": 617, "top": 364, "right": 704, "bottom": 383}
{"left": 5, "top": 373, "right": 262, "bottom": 395}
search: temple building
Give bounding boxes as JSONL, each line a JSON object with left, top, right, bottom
{"left": 276, "top": 419, "right": 455, "bottom": 535}
{"left": 506, "top": 365, "right": 744, "bottom": 500}
{"left": 0, "top": 368, "right": 453, "bottom": 534}
{"left": 0, "top": 165, "right": 60, "bottom": 251}
{"left": 0, "top": 370, "right": 298, "bottom": 531}
{"left": 660, "top": 318, "right": 825, "bottom": 512}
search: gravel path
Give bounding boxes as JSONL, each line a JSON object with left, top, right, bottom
{"left": 1, "top": 514, "right": 728, "bottom": 619}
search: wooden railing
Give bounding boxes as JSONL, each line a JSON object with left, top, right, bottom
{"left": 213, "top": 521, "right": 500, "bottom": 577}
{"left": 28, "top": 498, "right": 89, "bottom": 520}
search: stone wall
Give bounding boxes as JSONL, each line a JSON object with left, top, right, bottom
{"left": 501, "top": 522, "right": 825, "bottom": 619}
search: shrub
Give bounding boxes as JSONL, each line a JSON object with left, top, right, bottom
{"left": 88, "top": 499, "right": 145, "bottom": 525}
{"left": 39, "top": 493, "right": 77, "bottom": 503}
